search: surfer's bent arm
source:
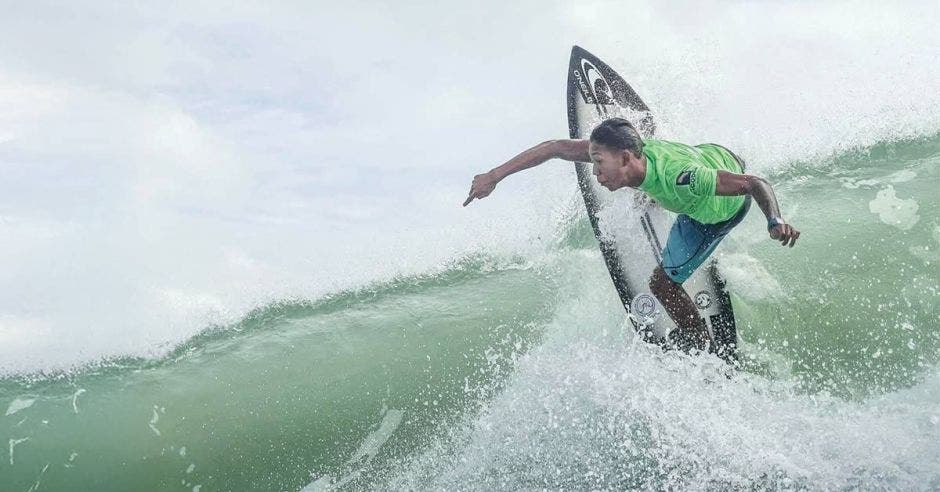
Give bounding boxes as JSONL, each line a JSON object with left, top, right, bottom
{"left": 463, "top": 139, "right": 589, "bottom": 206}
{"left": 715, "top": 171, "right": 801, "bottom": 247}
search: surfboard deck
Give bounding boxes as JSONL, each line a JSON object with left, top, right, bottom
{"left": 565, "top": 45, "right": 738, "bottom": 358}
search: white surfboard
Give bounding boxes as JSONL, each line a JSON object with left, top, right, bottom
{"left": 566, "top": 46, "right": 738, "bottom": 358}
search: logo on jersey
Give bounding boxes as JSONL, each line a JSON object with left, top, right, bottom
{"left": 676, "top": 171, "right": 692, "bottom": 185}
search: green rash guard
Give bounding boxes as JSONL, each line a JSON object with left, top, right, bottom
{"left": 638, "top": 139, "right": 746, "bottom": 224}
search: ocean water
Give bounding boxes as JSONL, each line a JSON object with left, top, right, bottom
{"left": 2, "top": 137, "right": 938, "bottom": 490}
{"left": 2, "top": 3, "right": 940, "bottom": 491}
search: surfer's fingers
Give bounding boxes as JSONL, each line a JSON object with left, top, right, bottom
{"left": 789, "top": 229, "right": 801, "bottom": 247}
{"left": 463, "top": 188, "right": 476, "bottom": 206}
{"left": 463, "top": 182, "right": 480, "bottom": 206}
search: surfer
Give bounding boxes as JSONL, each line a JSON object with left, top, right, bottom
{"left": 463, "top": 117, "right": 800, "bottom": 353}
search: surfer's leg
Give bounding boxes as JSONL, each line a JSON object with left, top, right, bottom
{"left": 653, "top": 216, "right": 712, "bottom": 351}
{"left": 652, "top": 201, "right": 752, "bottom": 354}
{"left": 649, "top": 265, "right": 711, "bottom": 352}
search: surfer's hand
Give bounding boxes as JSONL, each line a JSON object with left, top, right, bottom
{"left": 770, "top": 223, "right": 800, "bottom": 247}
{"left": 463, "top": 172, "right": 498, "bottom": 206}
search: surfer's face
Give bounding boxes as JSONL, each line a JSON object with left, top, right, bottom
{"left": 588, "top": 141, "right": 629, "bottom": 190}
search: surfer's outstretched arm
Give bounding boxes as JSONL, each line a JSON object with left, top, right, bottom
{"left": 463, "top": 139, "right": 589, "bottom": 206}
{"left": 715, "top": 171, "right": 801, "bottom": 247}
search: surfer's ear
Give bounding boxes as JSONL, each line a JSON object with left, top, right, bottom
{"left": 621, "top": 149, "right": 635, "bottom": 166}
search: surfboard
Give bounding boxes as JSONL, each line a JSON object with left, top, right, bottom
{"left": 565, "top": 45, "right": 738, "bottom": 358}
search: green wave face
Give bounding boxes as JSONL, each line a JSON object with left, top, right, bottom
{"left": 0, "top": 256, "right": 559, "bottom": 491}
{"left": 730, "top": 136, "right": 940, "bottom": 394}
{"left": 2, "top": 136, "right": 939, "bottom": 490}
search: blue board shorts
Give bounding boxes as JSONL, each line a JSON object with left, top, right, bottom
{"left": 662, "top": 196, "right": 751, "bottom": 283}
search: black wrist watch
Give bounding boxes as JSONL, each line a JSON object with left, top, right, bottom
{"left": 767, "top": 216, "right": 785, "bottom": 231}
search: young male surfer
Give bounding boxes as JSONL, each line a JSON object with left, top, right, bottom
{"left": 463, "top": 118, "right": 800, "bottom": 354}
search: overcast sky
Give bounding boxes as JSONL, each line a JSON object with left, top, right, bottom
{"left": 1, "top": 1, "right": 574, "bottom": 229}
{"left": 2, "top": 1, "right": 937, "bottom": 227}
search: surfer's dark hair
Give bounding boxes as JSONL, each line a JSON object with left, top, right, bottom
{"left": 590, "top": 117, "right": 644, "bottom": 157}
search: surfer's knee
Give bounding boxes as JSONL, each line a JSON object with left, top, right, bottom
{"left": 649, "top": 265, "right": 676, "bottom": 295}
